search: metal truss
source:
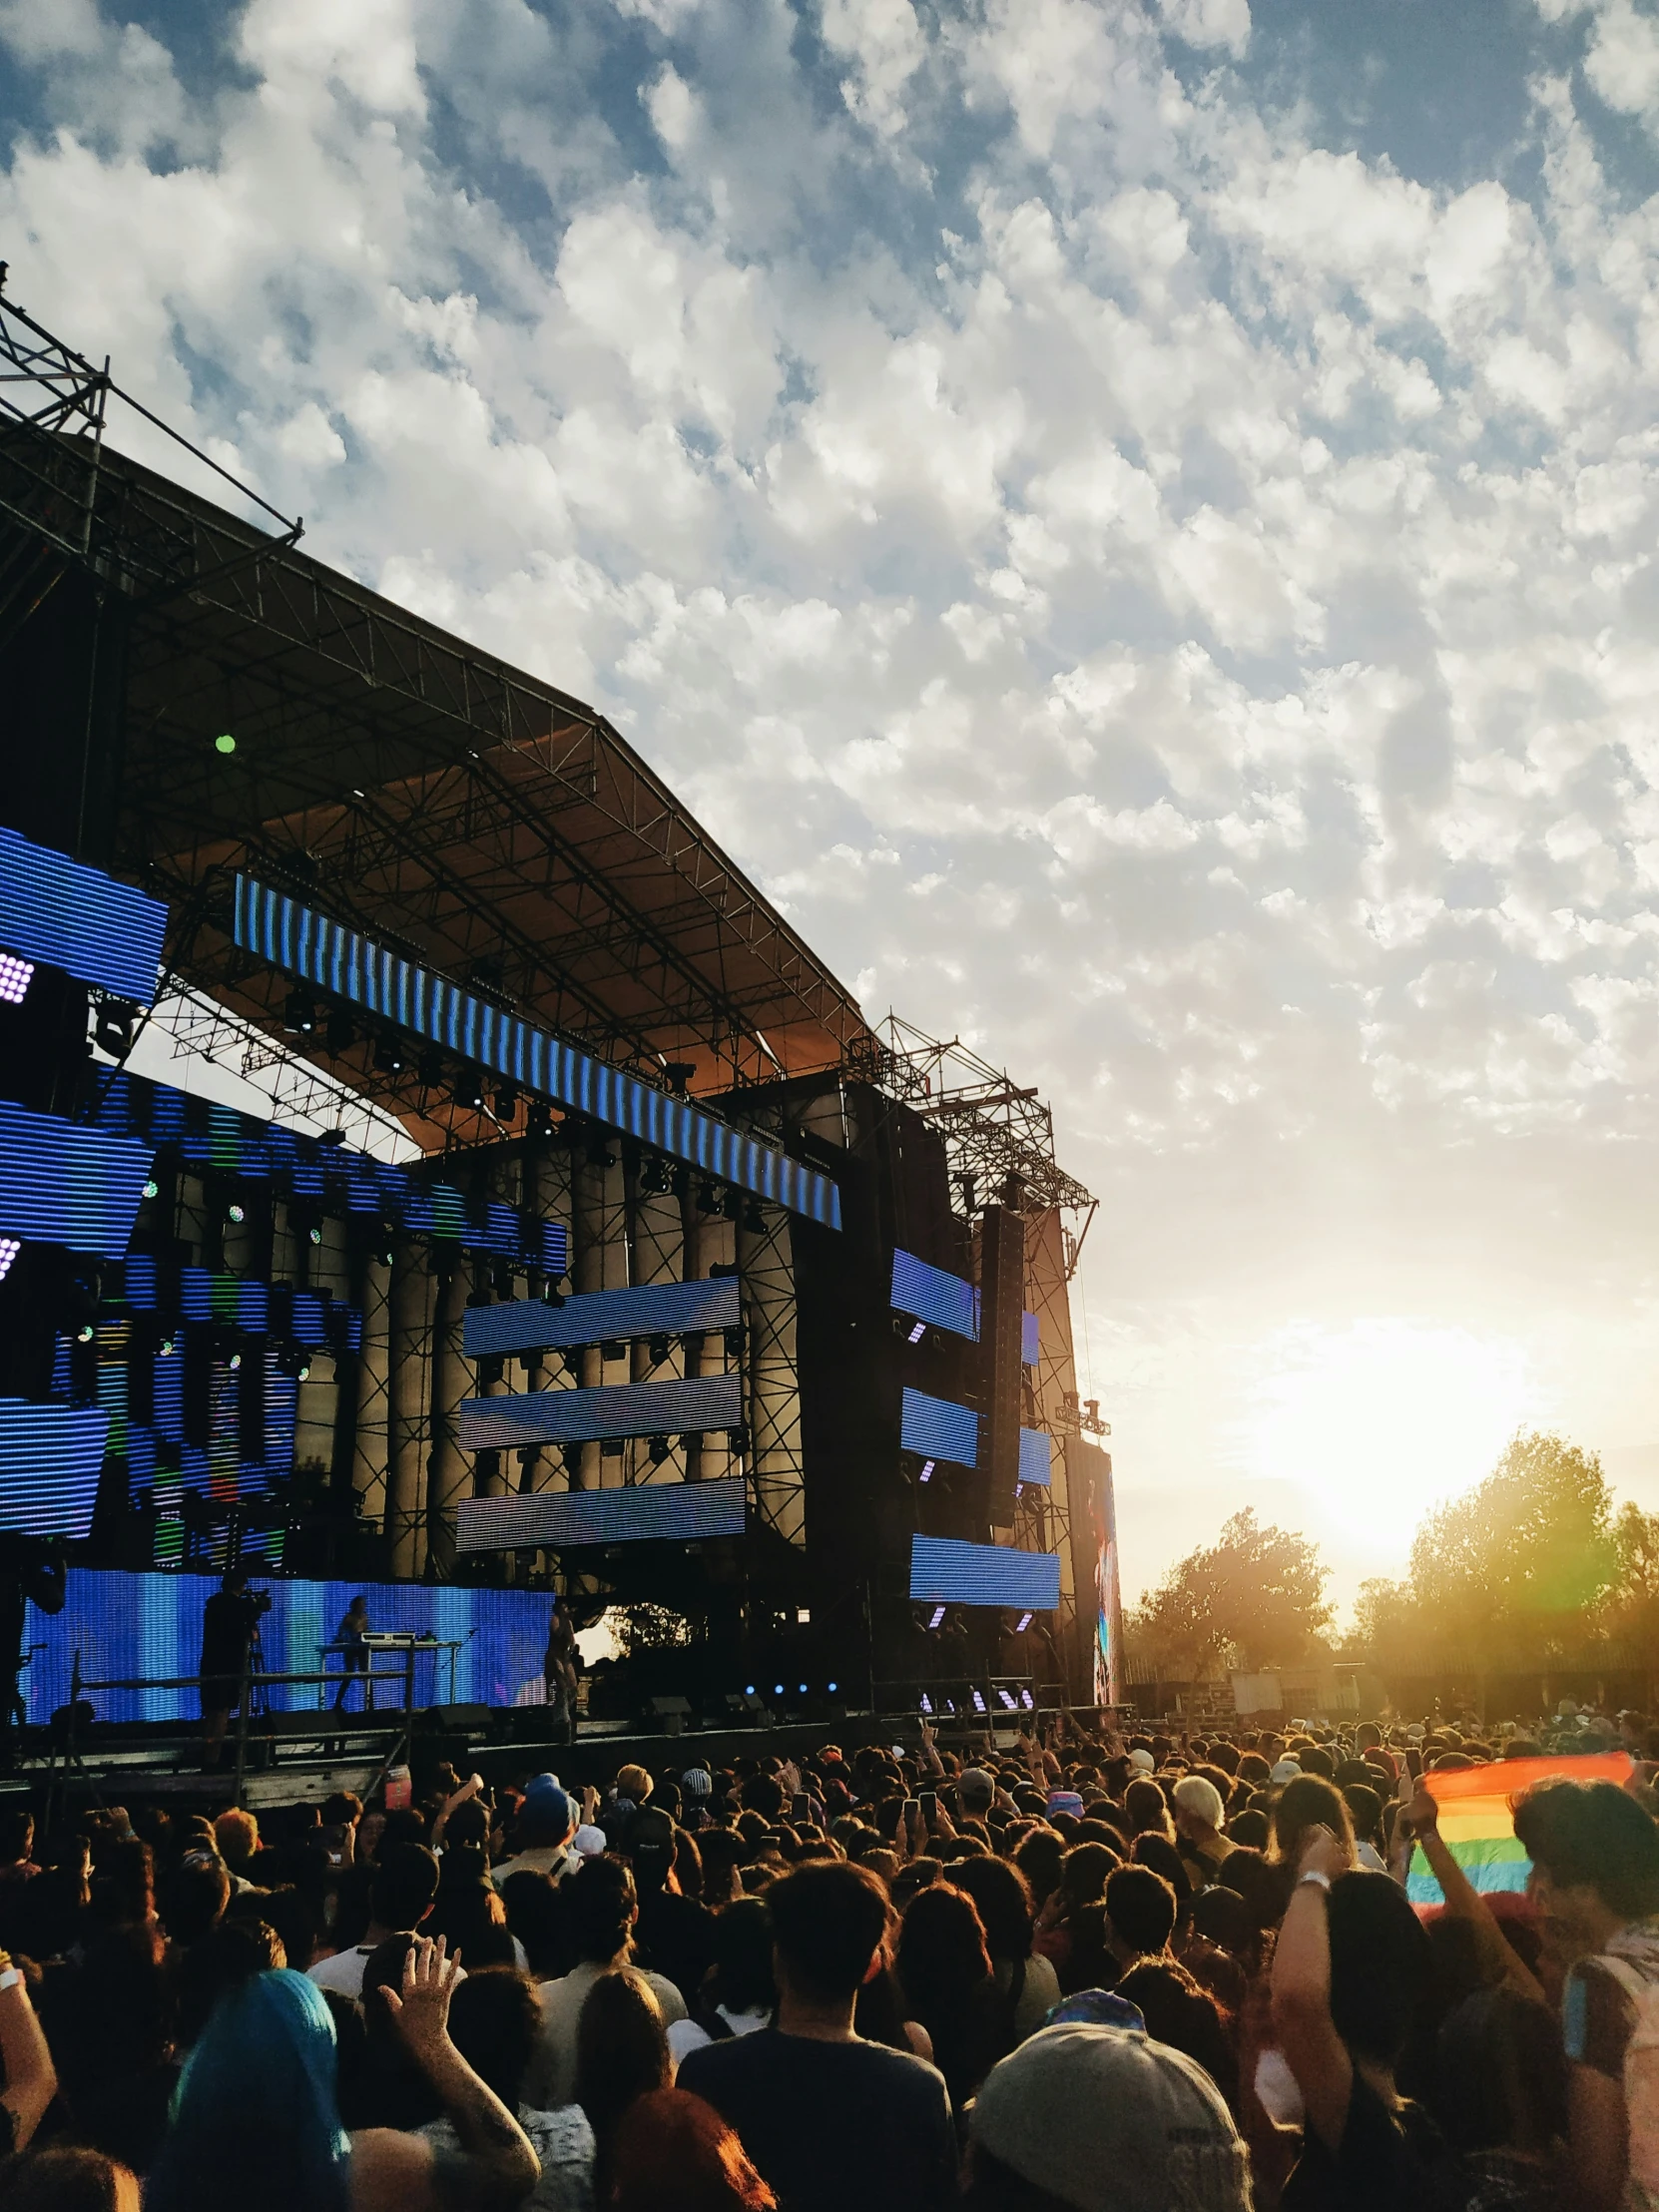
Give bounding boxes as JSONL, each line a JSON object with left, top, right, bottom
{"left": 862, "top": 1016, "right": 1098, "bottom": 1277}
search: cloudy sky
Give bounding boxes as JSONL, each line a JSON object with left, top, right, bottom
{"left": 12, "top": 0, "right": 1659, "bottom": 1614}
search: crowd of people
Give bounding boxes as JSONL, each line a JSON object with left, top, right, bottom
{"left": 0, "top": 1705, "right": 1650, "bottom": 2208}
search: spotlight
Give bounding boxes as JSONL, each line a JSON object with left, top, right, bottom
{"left": 562, "top": 1442, "right": 583, "bottom": 1472}
{"left": 726, "top": 1425, "right": 749, "bottom": 1454}
{"left": 828, "top": 1680, "right": 837, "bottom": 1693}
{"left": 907, "top": 1321, "right": 926, "bottom": 1345}
{"left": 227, "top": 1351, "right": 243, "bottom": 1373}
{"left": 971, "top": 1688, "right": 987, "bottom": 1714}
{"left": 325, "top": 1007, "right": 355, "bottom": 1054}
{"left": 456, "top": 1065, "right": 486, "bottom": 1110}
{"left": 647, "top": 1335, "right": 670, "bottom": 1365}
{"left": 1020, "top": 1688, "right": 1035, "bottom": 1711}
{"left": 541, "top": 1285, "right": 566, "bottom": 1309}
{"left": 74, "top": 1323, "right": 95, "bottom": 1346}
{"left": 142, "top": 1178, "right": 160, "bottom": 1201}
{"left": 282, "top": 990, "right": 316, "bottom": 1035}
{"left": 275, "top": 1343, "right": 312, "bottom": 1382}
{"left": 919, "top": 1693, "right": 933, "bottom": 1715}
{"left": 742, "top": 1199, "right": 765, "bottom": 1234}
{"left": 918, "top": 1459, "right": 935, "bottom": 1484}
{"left": 640, "top": 1156, "right": 672, "bottom": 1196}
{"left": 94, "top": 1000, "right": 138, "bottom": 1057}
{"left": 416, "top": 1046, "right": 445, "bottom": 1088}
{"left": 525, "top": 1100, "right": 553, "bottom": 1138}
{"left": 600, "top": 1340, "right": 626, "bottom": 1363}
{"left": 215, "top": 732, "right": 237, "bottom": 755}
{"left": 1014, "top": 1611, "right": 1033, "bottom": 1633}
{"left": 998, "top": 1689, "right": 1018, "bottom": 1711}
{"left": 226, "top": 1201, "right": 246, "bottom": 1226}
{"left": 696, "top": 1181, "right": 720, "bottom": 1216}
{"left": 928, "top": 1605, "right": 946, "bottom": 1631}
{"left": 798, "top": 1683, "right": 807, "bottom": 1695}
{"left": 665, "top": 1062, "right": 695, "bottom": 1095}
{"left": 0, "top": 952, "right": 34, "bottom": 1005}
{"left": 157, "top": 1330, "right": 177, "bottom": 1358}
{"left": 491, "top": 1265, "right": 514, "bottom": 1300}
{"left": 493, "top": 1084, "right": 518, "bottom": 1121}
{"left": 373, "top": 1035, "right": 408, "bottom": 1075}
{"left": 0, "top": 1237, "right": 18, "bottom": 1283}
{"left": 723, "top": 1189, "right": 741, "bottom": 1222}
{"left": 774, "top": 1684, "right": 784, "bottom": 1697}
{"left": 648, "top": 1435, "right": 672, "bottom": 1465}
{"left": 723, "top": 1326, "right": 744, "bottom": 1360}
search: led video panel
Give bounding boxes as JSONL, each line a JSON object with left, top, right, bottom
{"left": 0, "top": 1399, "right": 108, "bottom": 1539}
{"left": 0, "top": 1102, "right": 153, "bottom": 1259}
{"left": 0, "top": 827, "right": 169, "bottom": 1005}
{"left": 20, "top": 1566, "right": 560, "bottom": 1725}
{"left": 235, "top": 875, "right": 841, "bottom": 1229}
{"left": 889, "top": 1249, "right": 1039, "bottom": 1365}
{"left": 457, "top": 1474, "right": 747, "bottom": 1552}
{"left": 464, "top": 1277, "right": 740, "bottom": 1359}
{"left": 459, "top": 1372, "right": 743, "bottom": 1449}
{"left": 1018, "top": 1428, "right": 1052, "bottom": 1488}
{"left": 900, "top": 1385, "right": 981, "bottom": 1466}
{"left": 908, "top": 1535, "right": 1061, "bottom": 1611}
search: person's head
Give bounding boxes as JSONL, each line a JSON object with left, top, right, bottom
{"left": 367, "top": 1843, "right": 439, "bottom": 1935}
{"left": 1058, "top": 1841, "right": 1118, "bottom": 1913}
{"left": 1434, "top": 1985, "right": 1568, "bottom": 2156}
{"left": 1104, "top": 1866, "right": 1177, "bottom": 1960}
{"left": 443, "top": 1968, "right": 541, "bottom": 2109}
{"left": 1270, "top": 1777, "right": 1356, "bottom": 1869}
{"left": 1325, "top": 1871, "right": 1433, "bottom": 2071}
{"left": 216, "top": 1810, "right": 260, "bottom": 1868}
{"left": 896, "top": 1882, "right": 992, "bottom": 2017}
{"left": 627, "top": 1806, "right": 679, "bottom": 1897}
{"left": 566, "top": 1853, "right": 639, "bottom": 1964}
{"left": 950, "top": 1856, "right": 1035, "bottom": 1963}
{"left": 610, "top": 2087, "right": 776, "bottom": 2212}
{"left": 617, "top": 1763, "right": 654, "bottom": 1808}
{"left": 320, "top": 1792, "right": 361, "bottom": 1832}
{"left": 707, "top": 1896, "right": 777, "bottom": 2016}
{"left": 500, "top": 1868, "right": 567, "bottom": 1977}
{"left": 574, "top": 1970, "right": 671, "bottom": 2179}
{"left": 1115, "top": 1961, "right": 1235, "bottom": 2103}
{"left": 0, "top": 2148, "right": 140, "bottom": 2212}
{"left": 424, "top": 1878, "right": 517, "bottom": 1970}
{"left": 1171, "top": 1776, "right": 1225, "bottom": 1843}
{"left": 1189, "top": 1884, "right": 1263, "bottom": 1976}
{"left": 346, "top": 1596, "right": 367, "bottom": 1621}
{"left": 965, "top": 2022, "right": 1250, "bottom": 2212}
{"left": 145, "top": 1970, "right": 349, "bottom": 2212}
{"left": 1513, "top": 1778, "right": 1659, "bottom": 1945}
{"left": 766, "top": 1861, "right": 893, "bottom": 2008}
{"left": 959, "top": 1768, "right": 996, "bottom": 1818}
{"left": 516, "top": 1774, "right": 576, "bottom": 1853}
{"left": 0, "top": 1808, "right": 34, "bottom": 1865}
{"left": 1123, "top": 1779, "right": 1173, "bottom": 1840}
{"left": 161, "top": 1855, "right": 232, "bottom": 1948}
{"left": 220, "top": 1571, "right": 248, "bottom": 1596}
{"left": 174, "top": 1919, "right": 286, "bottom": 2045}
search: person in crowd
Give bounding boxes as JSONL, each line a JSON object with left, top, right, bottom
{"left": 679, "top": 1861, "right": 957, "bottom": 2212}
{"left": 1267, "top": 1778, "right": 1359, "bottom": 1921}
{"left": 0, "top": 2145, "right": 139, "bottom": 2210}
{"left": 214, "top": 1809, "right": 266, "bottom": 1890}
{"left": 492, "top": 1778, "right": 578, "bottom": 1891}
{"left": 1432, "top": 1983, "right": 1569, "bottom": 2211}
{"left": 1172, "top": 1776, "right": 1234, "bottom": 1882}
{"left": 1032, "top": 1841, "right": 1117, "bottom": 1982}
{"left": 949, "top": 1854, "right": 1060, "bottom": 2042}
{"left": 573, "top": 1968, "right": 671, "bottom": 2198}
{"left": 963, "top": 2018, "right": 1252, "bottom": 2211}
{"left": 420, "top": 1965, "right": 595, "bottom": 2212}
{"left": 308, "top": 1845, "right": 440, "bottom": 1999}
{"left": 608, "top": 2087, "right": 775, "bottom": 2212}
{"left": 333, "top": 1596, "right": 371, "bottom": 1713}
{"left": 526, "top": 1854, "right": 686, "bottom": 2106}
{"left": 145, "top": 1937, "right": 537, "bottom": 2212}
{"left": 669, "top": 1895, "right": 776, "bottom": 2061}
{"left": 627, "top": 1807, "right": 716, "bottom": 2007}
{"left": 197, "top": 1570, "right": 265, "bottom": 1771}
{"left": 1511, "top": 1774, "right": 1659, "bottom": 2212}
{"left": 895, "top": 1881, "right": 1011, "bottom": 2110}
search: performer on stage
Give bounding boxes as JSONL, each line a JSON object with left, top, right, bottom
{"left": 544, "top": 1598, "right": 580, "bottom": 1744}
{"left": 199, "top": 1569, "right": 266, "bottom": 1769}
{"left": 332, "top": 1594, "right": 371, "bottom": 1712}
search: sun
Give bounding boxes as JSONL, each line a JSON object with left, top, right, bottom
{"left": 1237, "top": 1320, "right": 1538, "bottom": 1561}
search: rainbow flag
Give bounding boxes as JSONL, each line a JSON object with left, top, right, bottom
{"left": 1406, "top": 1752, "right": 1634, "bottom": 1907}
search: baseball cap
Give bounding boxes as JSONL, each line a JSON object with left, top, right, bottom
{"left": 1127, "top": 1748, "right": 1156, "bottom": 1774}
{"left": 572, "top": 1824, "right": 607, "bottom": 1858}
{"left": 959, "top": 1766, "right": 995, "bottom": 1807}
{"left": 969, "top": 2023, "right": 1251, "bottom": 2212}
{"left": 520, "top": 1774, "right": 575, "bottom": 1843}
{"left": 1046, "top": 1789, "right": 1085, "bottom": 1820}
{"left": 1270, "top": 1758, "right": 1303, "bottom": 1785}
{"left": 682, "top": 1767, "right": 713, "bottom": 1797}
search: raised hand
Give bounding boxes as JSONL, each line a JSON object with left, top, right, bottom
{"left": 379, "top": 1935, "right": 461, "bottom": 2067}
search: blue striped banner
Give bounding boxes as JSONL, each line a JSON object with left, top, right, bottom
{"left": 457, "top": 1474, "right": 747, "bottom": 1552}
{"left": 0, "top": 828, "right": 168, "bottom": 1005}
{"left": 908, "top": 1534, "right": 1061, "bottom": 1610}
{"left": 0, "top": 1101, "right": 153, "bottom": 1259}
{"left": 459, "top": 1371, "right": 743, "bottom": 1448}
{"left": 465, "top": 1277, "right": 740, "bottom": 1358}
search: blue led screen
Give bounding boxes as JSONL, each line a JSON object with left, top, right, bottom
{"left": 889, "top": 1250, "right": 1038, "bottom": 1366}
{"left": 95, "top": 1075, "right": 567, "bottom": 1277}
{"left": 465, "top": 1277, "right": 740, "bottom": 1359}
{"left": 908, "top": 1535, "right": 1061, "bottom": 1611}
{"left": 900, "top": 1386, "right": 981, "bottom": 1466}
{"left": 0, "top": 1101, "right": 153, "bottom": 1259}
{"left": 460, "top": 1373, "right": 743, "bottom": 1449}
{"left": 235, "top": 875, "right": 840, "bottom": 1230}
{"left": 0, "top": 827, "right": 168, "bottom": 1005}
{"left": 1019, "top": 1428, "right": 1052, "bottom": 1488}
{"left": 22, "top": 1567, "right": 562, "bottom": 1725}
{"left": 0, "top": 1399, "right": 108, "bottom": 1539}
{"left": 458, "top": 1475, "right": 747, "bottom": 1552}
{"left": 121, "top": 1258, "right": 361, "bottom": 1351}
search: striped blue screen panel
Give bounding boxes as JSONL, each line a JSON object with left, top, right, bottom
{"left": 1019, "top": 1428, "right": 1053, "bottom": 1488}
{"left": 465, "top": 1278, "right": 740, "bottom": 1359}
{"left": 235, "top": 877, "right": 840, "bottom": 1230}
{"left": 0, "top": 1101, "right": 154, "bottom": 1258}
{"left": 0, "top": 1399, "right": 108, "bottom": 1538}
{"left": 20, "top": 1567, "right": 559, "bottom": 1725}
{"left": 121, "top": 1258, "right": 361, "bottom": 1352}
{"left": 96, "top": 1075, "right": 567, "bottom": 1277}
{"left": 889, "top": 1250, "right": 1039, "bottom": 1366}
{"left": 0, "top": 827, "right": 169, "bottom": 1005}
{"left": 459, "top": 1371, "right": 743, "bottom": 1449}
{"left": 908, "top": 1535, "right": 1062, "bottom": 1611}
{"left": 457, "top": 1475, "right": 747, "bottom": 1552}
{"left": 900, "top": 1385, "right": 981, "bottom": 1467}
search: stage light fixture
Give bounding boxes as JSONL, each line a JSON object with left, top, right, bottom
{"left": 723, "top": 1326, "right": 744, "bottom": 1360}
{"left": 927, "top": 1605, "right": 946, "bottom": 1630}
{"left": 998, "top": 1689, "right": 1018, "bottom": 1711}
{"left": 282, "top": 990, "right": 316, "bottom": 1035}
{"left": 828, "top": 1680, "right": 837, "bottom": 1693}
{"left": 526, "top": 1100, "right": 553, "bottom": 1138}
{"left": 456, "top": 1065, "right": 486, "bottom": 1110}
{"left": 723, "top": 1188, "right": 742, "bottom": 1222}
{"left": 774, "top": 1684, "right": 784, "bottom": 1697}
{"left": 907, "top": 1320, "right": 926, "bottom": 1345}
{"left": 325, "top": 1007, "right": 355, "bottom": 1054}
{"left": 1020, "top": 1688, "right": 1035, "bottom": 1711}
{"left": 142, "top": 1177, "right": 160, "bottom": 1200}
{"left": 541, "top": 1285, "right": 566, "bottom": 1309}
{"left": 157, "top": 1331, "right": 177, "bottom": 1358}
{"left": 727, "top": 1425, "right": 748, "bottom": 1454}
{"left": 696, "top": 1181, "right": 720, "bottom": 1216}
{"left": 647, "top": 1335, "right": 670, "bottom": 1365}
{"left": 0, "top": 1238, "right": 18, "bottom": 1283}
{"left": 742, "top": 1199, "right": 765, "bottom": 1234}
{"left": 74, "top": 1323, "right": 94, "bottom": 1345}
{"left": 648, "top": 1434, "right": 671, "bottom": 1465}
{"left": 1014, "top": 1610, "right": 1033, "bottom": 1633}
{"left": 971, "top": 1688, "right": 987, "bottom": 1714}
{"left": 919, "top": 1692, "right": 933, "bottom": 1714}
{"left": 0, "top": 952, "right": 34, "bottom": 1005}
{"left": 372, "top": 1035, "right": 408, "bottom": 1075}
{"left": 227, "top": 1351, "right": 243, "bottom": 1373}
{"left": 600, "top": 1340, "right": 626, "bottom": 1363}
{"left": 226, "top": 1201, "right": 246, "bottom": 1226}
{"left": 416, "top": 1046, "right": 445, "bottom": 1088}
{"left": 918, "top": 1458, "right": 935, "bottom": 1484}
{"left": 94, "top": 1000, "right": 138, "bottom": 1057}
{"left": 275, "top": 1343, "right": 311, "bottom": 1382}
{"left": 215, "top": 732, "right": 237, "bottom": 755}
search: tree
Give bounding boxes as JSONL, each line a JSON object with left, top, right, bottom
{"left": 1606, "top": 1501, "right": 1659, "bottom": 1690}
{"left": 1126, "top": 1508, "right": 1331, "bottom": 1680}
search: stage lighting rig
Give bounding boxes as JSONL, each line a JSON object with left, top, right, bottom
{"left": 275, "top": 1343, "right": 312, "bottom": 1382}
{"left": 648, "top": 1434, "right": 672, "bottom": 1465}
{"left": 456, "top": 1064, "right": 486, "bottom": 1111}
{"left": 372, "top": 1034, "right": 408, "bottom": 1075}
{"left": 282, "top": 989, "right": 317, "bottom": 1036}
{"left": 325, "top": 1006, "right": 355, "bottom": 1054}
{"left": 416, "top": 1045, "right": 445, "bottom": 1089}
{"left": 93, "top": 998, "right": 139, "bottom": 1057}
{"left": 0, "top": 1236, "right": 19, "bottom": 1283}
{"left": 493, "top": 1083, "right": 518, "bottom": 1122}
{"left": 0, "top": 952, "right": 34, "bottom": 1004}
{"left": 742, "top": 1198, "right": 765, "bottom": 1234}
{"left": 647, "top": 1334, "right": 670, "bottom": 1365}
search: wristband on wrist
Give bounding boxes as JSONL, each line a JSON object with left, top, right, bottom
{"left": 0, "top": 1966, "right": 24, "bottom": 1992}
{"left": 1298, "top": 1869, "right": 1332, "bottom": 1893}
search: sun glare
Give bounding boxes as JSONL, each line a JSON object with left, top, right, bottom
{"left": 1238, "top": 1321, "right": 1537, "bottom": 1561}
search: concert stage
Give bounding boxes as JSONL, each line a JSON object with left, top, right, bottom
{"left": 0, "top": 280, "right": 1123, "bottom": 1746}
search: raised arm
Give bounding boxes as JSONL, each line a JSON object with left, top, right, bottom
{"left": 1396, "top": 1782, "right": 1544, "bottom": 2004}
{"left": 0, "top": 1958, "right": 56, "bottom": 2153}
{"left": 1270, "top": 1827, "right": 1354, "bottom": 2155}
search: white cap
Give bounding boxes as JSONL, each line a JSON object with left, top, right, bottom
{"left": 1128, "top": 1748, "right": 1156, "bottom": 1774}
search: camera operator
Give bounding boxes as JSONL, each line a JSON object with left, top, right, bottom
{"left": 199, "top": 1569, "right": 269, "bottom": 1771}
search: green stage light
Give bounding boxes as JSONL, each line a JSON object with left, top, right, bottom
{"left": 215, "top": 733, "right": 237, "bottom": 755}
